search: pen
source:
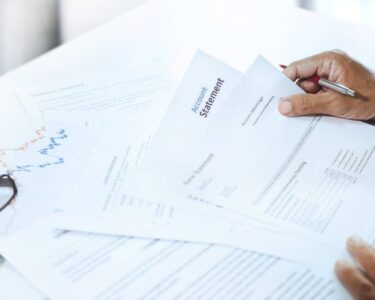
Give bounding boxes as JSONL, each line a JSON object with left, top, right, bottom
{"left": 280, "top": 64, "right": 357, "bottom": 97}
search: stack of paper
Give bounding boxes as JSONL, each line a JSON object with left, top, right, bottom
{"left": 0, "top": 48, "right": 374, "bottom": 299}
{"left": 0, "top": 0, "right": 375, "bottom": 299}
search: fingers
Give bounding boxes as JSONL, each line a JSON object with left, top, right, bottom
{"left": 348, "top": 237, "right": 375, "bottom": 282}
{"left": 283, "top": 54, "right": 321, "bottom": 81}
{"left": 336, "top": 237, "right": 375, "bottom": 300}
{"left": 283, "top": 50, "right": 347, "bottom": 82}
{"left": 335, "top": 260, "right": 375, "bottom": 300}
{"left": 278, "top": 93, "right": 335, "bottom": 116}
{"left": 278, "top": 90, "right": 365, "bottom": 118}
{"left": 280, "top": 50, "right": 375, "bottom": 120}
{"left": 297, "top": 79, "right": 321, "bottom": 94}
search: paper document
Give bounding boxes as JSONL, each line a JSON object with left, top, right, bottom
{"left": 140, "top": 53, "right": 375, "bottom": 248}
{"left": 54, "top": 195, "right": 334, "bottom": 264}
{"left": 0, "top": 218, "right": 347, "bottom": 300}
{"left": 0, "top": 119, "right": 93, "bottom": 236}
{"left": 17, "top": 59, "right": 171, "bottom": 119}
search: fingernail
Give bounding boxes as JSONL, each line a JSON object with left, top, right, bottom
{"left": 279, "top": 100, "right": 292, "bottom": 115}
{"left": 335, "top": 259, "right": 352, "bottom": 271}
{"left": 347, "top": 236, "right": 366, "bottom": 251}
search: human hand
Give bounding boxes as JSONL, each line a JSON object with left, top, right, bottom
{"left": 336, "top": 237, "right": 375, "bottom": 300}
{"left": 279, "top": 51, "right": 375, "bottom": 121}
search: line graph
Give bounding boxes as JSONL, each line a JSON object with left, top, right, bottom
{"left": 0, "top": 127, "right": 69, "bottom": 174}
{"left": 0, "top": 122, "right": 85, "bottom": 236}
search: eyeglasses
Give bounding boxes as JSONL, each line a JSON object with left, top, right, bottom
{"left": 0, "top": 174, "right": 18, "bottom": 212}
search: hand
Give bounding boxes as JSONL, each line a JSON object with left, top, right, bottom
{"left": 279, "top": 51, "right": 375, "bottom": 121}
{"left": 336, "top": 237, "right": 375, "bottom": 300}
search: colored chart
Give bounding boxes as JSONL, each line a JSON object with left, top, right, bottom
{"left": 0, "top": 127, "right": 68, "bottom": 174}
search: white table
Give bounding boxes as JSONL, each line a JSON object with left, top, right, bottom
{"left": 0, "top": 0, "right": 374, "bottom": 297}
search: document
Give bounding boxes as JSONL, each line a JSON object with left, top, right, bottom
{"left": 140, "top": 53, "right": 375, "bottom": 248}
{"left": 0, "top": 218, "right": 349, "bottom": 300}
{"left": 17, "top": 58, "right": 172, "bottom": 121}
{"left": 54, "top": 196, "right": 334, "bottom": 264}
{"left": 144, "top": 50, "right": 242, "bottom": 159}
{"left": 53, "top": 115, "right": 332, "bottom": 263}
{"left": 59, "top": 51, "right": 242, "bottom": 210}
{"left": 0, "top": 118, "right": 93, "bottom": 236}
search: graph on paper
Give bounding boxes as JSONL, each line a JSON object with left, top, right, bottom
{"left": 0, "top": 121, "right": 91, "bottom": 236}
{"left": 0, "top": 126, "right": 69, "bottom": 174}
{"left": 0, "top": 127, "right": 69, "bottom": 174}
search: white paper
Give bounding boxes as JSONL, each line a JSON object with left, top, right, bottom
{"left": 141, "top": 54, "right": 375, "bottom": 248}
{"left": 0, "top": 218, "right": 349, "bottom": 300}
{"left": 54, "top": 196, "right": 335, "bottom": 264}
{"left": 0, "top": 119, "right": 93, "bottom": 236}
{"left": 17, "top": 58, "right": 172, "bottom": 121}
{"left": 0, "top": 259, "right": 46, "bottom": 300}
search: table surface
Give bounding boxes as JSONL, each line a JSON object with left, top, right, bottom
{"left": 0, "top": 0, "right": 374, "bottom": 297}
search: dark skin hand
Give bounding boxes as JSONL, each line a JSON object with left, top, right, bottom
{"left": 279, "top": 51, "right": 375, "bottom": 121}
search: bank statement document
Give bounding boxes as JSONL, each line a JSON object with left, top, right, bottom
{"left": 141, "top": 53, "right": 375, "bottom": 247}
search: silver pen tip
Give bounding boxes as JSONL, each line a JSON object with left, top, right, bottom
{"left": 346, "top": 89, "right": 356, "bottom": 97}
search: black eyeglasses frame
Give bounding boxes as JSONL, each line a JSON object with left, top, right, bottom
{"left": 0, "top": 174, "right": 18, "bottom": 212}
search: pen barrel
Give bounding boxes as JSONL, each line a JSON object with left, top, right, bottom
{"left": 319, "top": 78, "right": 356, "bottom": 97}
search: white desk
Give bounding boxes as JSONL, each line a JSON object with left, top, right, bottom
{"left": 0, "top": 0, "right": 374, "bottom": 297}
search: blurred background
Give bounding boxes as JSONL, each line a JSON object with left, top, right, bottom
{"left": 0, "top": 0, "right": 374, "bottom": 76}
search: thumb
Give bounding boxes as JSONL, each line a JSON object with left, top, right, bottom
{"left": 278, "top": 93, "right": 333, "bottom": 117}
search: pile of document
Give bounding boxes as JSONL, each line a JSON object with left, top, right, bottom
{"left": 0, "top": 49, "right": 374, "bottom": 300}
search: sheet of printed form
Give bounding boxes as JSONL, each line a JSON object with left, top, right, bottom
{"left": 139, "top": 51, "right": 375, "bottom": 252}
{"left": 16, "top": 57, "right": 175, "bottom": 137}
{"left": 0, "top": 215, "right": 350, "bottom": 300}
{"left": 0, "top": 118, "right": 94, "bottom": 236}
{"left": 17, "top": 57, "right": 171, "bottom": 117}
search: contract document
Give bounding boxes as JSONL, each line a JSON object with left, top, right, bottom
{"left": 0, "top": 218, "right": 348, "bottom": 300}
{"left": 140, "top": 52, "right": 375, "bottom": 248}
